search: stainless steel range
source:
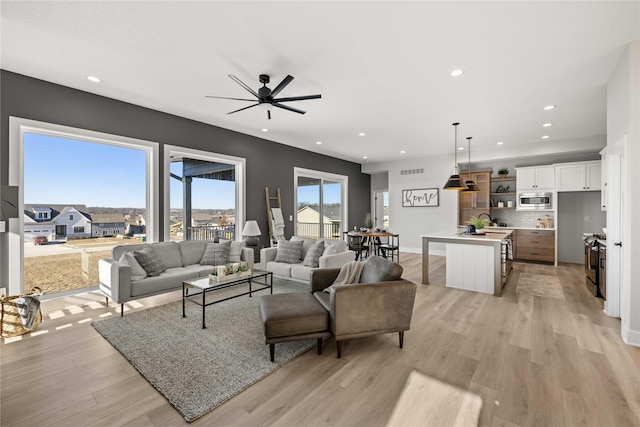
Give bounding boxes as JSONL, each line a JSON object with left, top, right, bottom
{"left": 583, "top": 233, "right": 606, "bottom": 298}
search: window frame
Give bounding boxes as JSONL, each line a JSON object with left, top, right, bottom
{"left": 8, "top": 117, "right": 159, "bottom": 295}
{"left": 293, "top": 167, "right": 348, "bottom": 239}
{"left": 163, "top": 145, "right": 246, "bottom": 242}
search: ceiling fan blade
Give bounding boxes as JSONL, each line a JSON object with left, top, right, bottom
{"left": 228, "top": 75, "right": 259, "bottom": 98}
{"left": 273, "top": 94, "right": 322, "bottom": 102}
{"left": 205, "top": 95, "right": 256, "bottom": 102}
{"left": 272, "top": 102, "right": 305, "bottom": 115}
{"left": 227, "top": 103, "right": 259, "bottom": 114}
{"left": 270, "top": 75, "right": 294, "bottom": 97}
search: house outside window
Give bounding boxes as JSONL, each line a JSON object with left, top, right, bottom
{"left": 69, "top": 214, "right": 73, "bottom": 220}
{"left": 74, "top": 226, "right": 84, "bottom": 233}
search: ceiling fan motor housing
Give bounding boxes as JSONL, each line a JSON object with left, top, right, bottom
{"left": 259, "top": 74, "right": 270, "bottom": 84}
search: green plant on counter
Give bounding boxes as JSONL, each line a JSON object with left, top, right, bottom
{"left": 364, "top": 212, "right": 373, "bottom": 229}
{"left": 498, "top": 168, "right": 509, "bottom": 177}
{"left": 466, "top": 216, "right": 490, "bottom": 229}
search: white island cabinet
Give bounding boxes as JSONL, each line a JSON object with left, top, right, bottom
{"left": 422, "top": 230, "right": 513, "bottom": 296}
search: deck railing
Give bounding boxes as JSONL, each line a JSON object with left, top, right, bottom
{"left": 296, "top": 221, "right": 341, "bottom": 239}
{"left": 187, "top": 225, "right": 235, "bottom": 241}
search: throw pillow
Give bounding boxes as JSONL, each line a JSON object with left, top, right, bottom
{"left": 302, "top": 241, "right": 325, "bottom": 268}
{"left": 133, "top": 247, "right": 167, "bottom": 277}
{"left": 119, "top": 251, "right": 147, "bottom": 281}
{"left": 359, "top": 255, "right": 403, "bottom": 283}
{"left": 322, "top": 243, "right": 337, "bottom": 256}
{"left": 200, "top": 241, "right": 232, "bottom": 265}
{"left": 274, "top": 240, "right": 304, "bottom": 264}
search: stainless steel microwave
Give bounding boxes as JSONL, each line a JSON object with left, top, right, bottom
{"left": 518, "top": 192, "right": 552, "bottom": 210}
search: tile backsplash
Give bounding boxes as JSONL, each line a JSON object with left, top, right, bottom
{"left": 492, "top": 210, "right": 554, "bottom": 228}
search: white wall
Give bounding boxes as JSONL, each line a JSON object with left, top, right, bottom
{"left": 607, "top": 41, "right": 640, "bottom": 346}
{"left": 364, "top": 153, "right": 458, "bottom": 254}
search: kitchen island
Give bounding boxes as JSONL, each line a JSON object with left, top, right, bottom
{"left": 421, "top": 230, "right": 513, "bottom": 296}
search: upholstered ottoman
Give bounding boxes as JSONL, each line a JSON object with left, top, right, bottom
{"left": 259, "top": 293, "right": 331, "bottom": 362}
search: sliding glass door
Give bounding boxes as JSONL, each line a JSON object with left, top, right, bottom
{"left": 295, "top": 168, "right": 347, "bottom": 239}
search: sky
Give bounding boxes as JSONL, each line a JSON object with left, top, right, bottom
{"left": 24, "top": 133, "right": 236, "bottom": 209}
{"left": 24, "top": 133, "right": 345, "bottom": 212}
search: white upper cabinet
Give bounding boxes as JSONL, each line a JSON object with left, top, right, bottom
{"left": 555, "top": 161, "right": 601, "bottom": 192}
{"left": 516, "top": 166, "right": 555, "bottom": 191}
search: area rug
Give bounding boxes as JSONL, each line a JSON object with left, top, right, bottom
{"left": 386, "top": 371, "right": 482, "bottom": 426}
{"left": 92, "top": 278, "right": 313, "bottom": 423}
{"left": 516, "top": 273, "right": 565, "bottom": 300}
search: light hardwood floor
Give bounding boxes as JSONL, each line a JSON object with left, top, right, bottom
{"left": 2, "top": 254, "right": 640, "bottom": 426}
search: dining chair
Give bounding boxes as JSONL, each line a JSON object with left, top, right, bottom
{"left": 376, "top": 234, "right": 400, "bottom": 263}
{"left": 344, "top": 232, "right": 370, "bottom": 261}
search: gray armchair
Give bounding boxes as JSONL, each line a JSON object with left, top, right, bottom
{"left": 310, "top": 261, "right": 417, "bottom": 358}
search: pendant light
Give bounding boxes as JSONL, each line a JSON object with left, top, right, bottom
{"left": 462, "top": 136, "right": 479, "bottom": 192}
{"left": 443, "top": 122, "right": 467, "bottom": 190}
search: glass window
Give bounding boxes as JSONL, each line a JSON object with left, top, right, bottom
{"left": 294, "top": 168, "right": 347, "bottom": 239}
{"left": 9, "top": 117, "right": 157, "bottom": 297}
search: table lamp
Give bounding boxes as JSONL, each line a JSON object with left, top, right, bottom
{"left": 242, "top": 220, "right": 261, "bottom": 246}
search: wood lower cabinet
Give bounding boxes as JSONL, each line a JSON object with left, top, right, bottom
{"left": 515, "top": 229, "right": 555, "bottom": 263}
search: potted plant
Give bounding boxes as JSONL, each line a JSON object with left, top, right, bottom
{"left": 498, "top": 168, "right": 509, "bottom": 179}
{"left": 364, "top": 213, "right": 373, "bottom": 230}
{"left": 466, "top": 216, "right": 490, "bottom": 230}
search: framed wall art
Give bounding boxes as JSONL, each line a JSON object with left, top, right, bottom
{"left": 402, "top": 188, "right": 439, "bottom": 207}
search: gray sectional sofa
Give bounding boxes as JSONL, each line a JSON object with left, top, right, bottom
{"left": 259, "top": 236, "right": 355, "bottom": 283}
{"left": 99, "top": 239, "right": 254, "bottom": 314}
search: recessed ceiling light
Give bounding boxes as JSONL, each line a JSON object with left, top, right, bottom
{"left": 543, "top": 105, "right": 555, "bottom": 110}
{"left": 543, "top": 123, "right": 552, "bottom": 127}
{"left": 458, "top": 147, "right": 464, "bottom": 150}
{"left": 86, "top": 76, "right": 101, "bottom": 83}
{"left": 542, "top": 135, "right": 550, "bottom": 139}
{"left": 358, "top": 132, "right": 366, "bottom": 137}
{"left": 261, "top": 128, "right": 269, "bottom": 132}
{"left": 497, "top": 141, "right": 504, "bottom": 145}
{"left": 316, "top": 141, "right": 322, "bottom": 145}
{"left": 363, "top": 156, "right": 368, "bottom": 159}
{"left": 400, "top": 150, "right": 406, "bottom": 154}
{"left": 450, "top": 69, "right": 464, "bottom": 77}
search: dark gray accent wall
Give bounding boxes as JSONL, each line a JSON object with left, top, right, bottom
{"left": 0, "top": 70, "right": 370, "bottom": 244}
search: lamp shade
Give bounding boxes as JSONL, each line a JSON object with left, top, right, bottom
{"left": 461, "top": 137, "right": 479, "bottom": 192}
{"left": 443, "top": 174, "right": 466, "bottom": 190}
{"left": 242, "top": 220, "right": 261, "bottom": 236}
{"left": 443, "top": 122, "right": 467, "bottom": 190}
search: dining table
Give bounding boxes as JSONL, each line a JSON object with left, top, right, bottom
{"left": 346, "top": 230, "right": 395, "bottom": 258}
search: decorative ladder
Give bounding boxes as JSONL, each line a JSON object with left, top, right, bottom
{"left": 265, "top": 187, "right": 285, "bottom": 246}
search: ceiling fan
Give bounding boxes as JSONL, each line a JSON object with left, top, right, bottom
{"left": 206, "top": 74, "right": 321, "bottom": 119}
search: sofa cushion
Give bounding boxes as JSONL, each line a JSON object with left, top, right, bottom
{"left": 303, "top": 241, "right": 325, "bottom": 268}
{"left": 290, "top": 236, "right": 316, "bottom": 259}
{"left": 228, "top": 241, "right": 244, "bottom": 263}
{"left": 119, "top": 251, "right": 147, "bottom": 281}
{"left": 359, "top": 255, "right": 403, "bottom": 283}
{"left": 200, "top": 241, "right": 232, "bottom": 265}
{"left": 130, "top": 267, "right": 198, "bottom": 297}
{"left": 149, "top": 242, "right": 183, "bottom": 269}
{"left": 265, "top": 261, "right": 293, "bottom": 277}
{"left": 322, "top": 244, "right": 337, "bottom": 256}
{"left": 323, "top": 239, "right": 347, "bottom": 253}
{"left": 183, "top": 263, "right": 215, "bottom": 277}
{"left": 291, "top": 264, "right": 313, "bottom": 281}
{"left": 133, "top": 246, "right": 167, "bottom": 277}
{"left": 178, "top": 240, "right": 209, "bottom": 266}
{"left": 275, "top": 240, "right": 304, "bottom": 263}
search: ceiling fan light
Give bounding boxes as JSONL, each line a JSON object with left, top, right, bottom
{"left": 259, "top": 103, "right": 272, "bottom": 111}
